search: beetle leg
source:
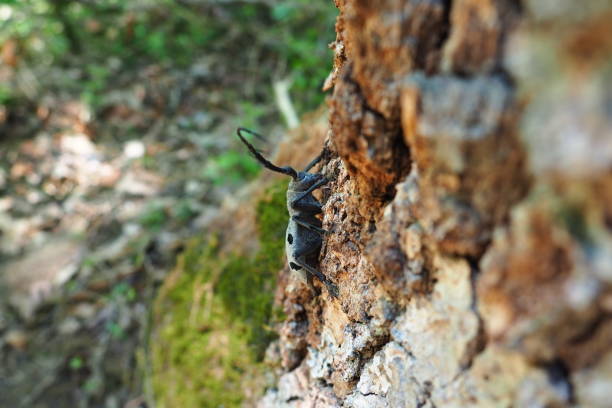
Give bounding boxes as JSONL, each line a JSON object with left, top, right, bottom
{"left": 302, "top": 152, "right": 323, "bottom": 172}
{"left": 292, "top": 215, "right": 327, "bottom": 235}
{"left": 291, "top": 200, "right": 322, "bottom": 214}
{"left": 294, "top": 257, "right": 339, "bottom": 298}
{"left": 291, "top": 177, "right": 328, "bottom": 209}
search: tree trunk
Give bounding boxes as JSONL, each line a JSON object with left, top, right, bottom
{"left": 260, "top": 1, "right": 612, "bottom": 406}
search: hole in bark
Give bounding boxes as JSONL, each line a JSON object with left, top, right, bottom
{"left": 289, "top": 262, "right": 301, "bottom": 271}
{"left": 604, "top": 212, "right": 612, "bottom": 231}
{"left": 287, "top": 233, "right": 293, "bottom": 244}
{"left": 543, "top": 359, "right": 575, "bottom": 404}
{"left": 368, "top": 219, "right": 377, "bottom": 233}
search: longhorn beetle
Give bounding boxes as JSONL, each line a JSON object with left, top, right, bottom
{"left": 237, "top": 127, "right": 339, "bottom": 298}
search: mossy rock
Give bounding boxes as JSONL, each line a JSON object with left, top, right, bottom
{"left": 150, "top": 180, "right": 288, "bottom": 407}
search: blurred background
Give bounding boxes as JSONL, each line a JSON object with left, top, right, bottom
{"left": 0, "top": 0, "right": 337, "bottom": 406}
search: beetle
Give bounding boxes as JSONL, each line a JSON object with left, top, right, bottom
{"left": 237, "top": 127, "right": 339, "bottom": 298}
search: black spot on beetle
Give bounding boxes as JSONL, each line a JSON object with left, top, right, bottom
{"left": 287, "top": 233, "right": 293, "bottom": 244}
{"left": 289, "top": 262, "right": 302, "bottom": 271}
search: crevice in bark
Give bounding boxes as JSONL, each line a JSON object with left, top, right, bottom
{"left": 542, "top": 359, "right": 576, "bottom": 405}
{"left": 435, "top": 0, "right": 453, "bottom": 55}
{"left": 416, "top": 380, "right": 434, "bottom": 408}
{"left": 285, "top": 396, "right": 302, "bottom": 402}
{"left": 331, "top": 67, "right": 411, "bottom": 202}
{"left": 566, "top": 313, "right": 608, "bottom": 346}
{"left": 459, "top": 257, "right": 487, "bottom": 371}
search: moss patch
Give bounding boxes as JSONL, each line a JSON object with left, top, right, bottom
{"left": 216, "top": 180, "right": 288, "bottom": 356}
{"left": 150, "top": 180, "right": 288, "bottom": 407}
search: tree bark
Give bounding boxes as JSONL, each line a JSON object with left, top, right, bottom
{"left": 260, "top": 1, "right": 612, "bottom": 407}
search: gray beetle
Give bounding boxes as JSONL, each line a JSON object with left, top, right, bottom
{"left": 237, "top": 127, "right": 339, "bottom": 298}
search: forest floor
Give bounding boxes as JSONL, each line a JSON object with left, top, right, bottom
{"left": 1, "top": 62, "right": 251, "bottom": 408}
{"left": 0, "top": 2, "right": 336, "bottom": 407}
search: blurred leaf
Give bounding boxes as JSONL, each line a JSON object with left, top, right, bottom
{"left": 173, "top": 200, "right": 197, "bottom": 223}
{"left": 106, "top": 321, "right": 124, "bottom": 339}
{"left": 139, "top": 204, "right": 167, "bottom": 231}
{"left": 203, "top": 151, "right": 261, "bottom": 186}
{"left": 83, "top": 377, "right": 102, "bottom": 394}
{"left": 111, "top": 282, "right": 136, "bottom": 302}
{"left": 0, "top": 86, "right": 13, "bottom": 105}
{"left": 271, "top": 4, "right": 295, "bottom": 21}
{"left": 69, "top": 356, "right": 83, "bottom": 370}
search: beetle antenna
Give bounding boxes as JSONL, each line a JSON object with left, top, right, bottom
{"left": 237, "top": 127, "right": 298, "bottom": 179}
{"left": 237, "top": 127, "right": 267, "bottom": 142}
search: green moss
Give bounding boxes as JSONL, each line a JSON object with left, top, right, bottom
{"left": 256, "top": 180, "right": 291, "bottom": 264}
{"left": 216, "top": 180, "right": 288, "bottom": 356}
{"left": 150, "top": 180, "right": 288, "bottom": 407}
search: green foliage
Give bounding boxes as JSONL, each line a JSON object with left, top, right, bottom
{"left": 81, "top": 63, "right": 111, "bottom": 108}
{"left": 171, "top": 199, "right": 198, "bottom": 224}
{"left": 0, "top": 85, "right": 13, "bottom": 105}
{"left": 138, "top": 202, "right": 167, "bottom": 231}
{"left": 106, "top": 321, "right": 125, "bottom": 339}
{"left": 83, "top": 377, "right": 103, "bottom": 394}
{"left": 69, "top": 356, "right": 84, "bottom": 370}
{"left": 202, "top": 150, "right": 261, "bottom": 186}
{"left": 0, "top": 0, "right": 337, "bottom": 116}
{"left": 126, "top": 6, "right": 223, "bottom": 66}
{"left": 268, "top": 1, "right": 338, "bottom": 112}
{"left": 238, "top": 101, "right": 269, "bottom": 130}
{"left": 111, "top": 282, "right": 137, "bottom": 302}
{"left": 151, "top": 180, "right": 288, "bottom": 407}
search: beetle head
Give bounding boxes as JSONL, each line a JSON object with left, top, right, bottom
{"left": 291, "top": 171, "right": 322, "bottom": 191}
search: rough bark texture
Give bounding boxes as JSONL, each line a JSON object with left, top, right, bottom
{"left": 260, "top": 0, "right": 612, "bottom": 407}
